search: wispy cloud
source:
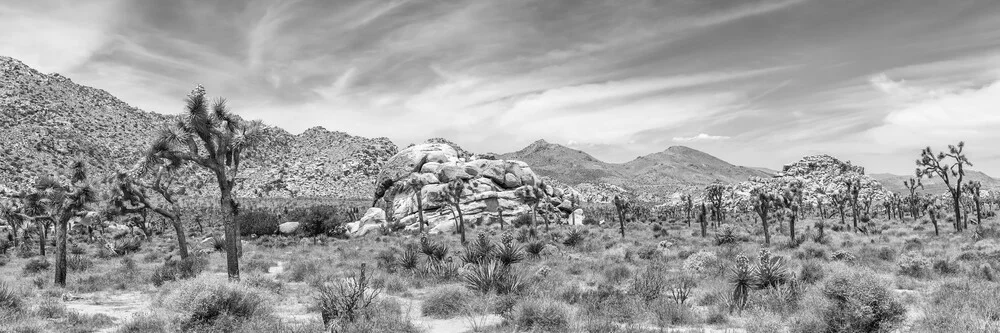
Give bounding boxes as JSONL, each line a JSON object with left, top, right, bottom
{"left": 5, "top": 0, "right": 1000, "bottom": 175}
{"left": 673, "top": 133, "right": 732, "bottom": 143}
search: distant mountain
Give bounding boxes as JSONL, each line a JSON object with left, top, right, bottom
{"left": 870, "top": 171, "right": 1000, "bottom": 195}
{"left": 750, "top": 167, "right": 779, "bottom": 176}
{"left": 0, "top": 55, "right": 396, "bottom": 199}
{"left": 500, "top": 140, "right": 770, "bottom": 199}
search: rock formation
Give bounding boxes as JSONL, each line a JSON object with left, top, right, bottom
{"left": 372, "top": 143, "right": 579, "bottom": 234}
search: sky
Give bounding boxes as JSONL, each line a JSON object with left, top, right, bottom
{"left": 3, "top": 0, "right": 1000, "bottom": 176}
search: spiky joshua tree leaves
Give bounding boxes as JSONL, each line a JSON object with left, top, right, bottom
{"left": 750, "top": 182, "right": 783, "bottom": 246}
{"left": 903, "top": 178, "right": 923, "bottom": 221}
{"left": 109, "top": 162, "right": 191, "bottom": 259}
{"left": 916, "top": 142, "right": 972, "bottom": 233}
{"left": 142, "top": 85, "right": 267, "bottom": 281}
{"left": 965, "top": 181, "right": 983, "bottom": 229}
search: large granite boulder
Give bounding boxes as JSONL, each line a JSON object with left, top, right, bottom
{"left": 374, "top": 143, "right": 577, "bottom": 233}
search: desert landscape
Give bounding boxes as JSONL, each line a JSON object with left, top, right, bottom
{"left": 2, "top": 1, "right": 1000, "bottom": 333}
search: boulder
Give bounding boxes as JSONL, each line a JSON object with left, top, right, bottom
{"left": 348, "top": 208, "right": 387, "bottom": 237}
{"left": 568, "top": 209, "right": 585, "bottom": 226}
{"left": 374, "top": 143, "right": 553, "bottom": 232}
{"left": 278, "top": 222, "right": 301, "bottom": 234}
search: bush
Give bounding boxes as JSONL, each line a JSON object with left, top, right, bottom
{"left": 326, "top": 298, "right": 420, "bottom": 333}
{"left": 243, "top": 256, "right": 275, "bottom": 274}
{"left": 512, "top": 214, "right": 533, "bottom": 228}
{"left": 150, "top": 255, "right": 209, "bottom": 287}
{"left": 237, "top": 209, "right": 281, "bottom": 236}
{"left": 508, "top": 298, "right": 572, "bottom": 332}
{"left": 285, "top": 260, "right": 321, "bottom": 283}
{"left": 682, "top": 250, "right": 718, "bottom": 274}
{"left": 315, "top": 264, "right": 381, "bottom": 325}
{"left": 162, "top": 278, "right": 272, "bottom": 330}
{"left": 421, "top": 285, "right": 471, "bottom": 319}
{"left": 831, "top": 250, "right": 856, "bottom": 262}
{"left": 68, "top": 254, "right": 93, "bottom": 272}
{"left": 652, "top": 299, "right": 697, "bottom": 327}
{"left": 714, "top": 224, "right": 739, "bottom": 245}
{"left": 112, "top": 237, "right": 143, "bottom": 256}
{"left": 525, "top": 241, "right": 545, "bottom": 258}
{"left": 464, "top": 260, "right": 524, "bottom": 295}
{"left": 22, "top": 257, "right": 50, "bottom": 275}
{"left": 821, "top": 270, "right": 906, "bottom": 332}
{"left": 602, "top": 265, "right": 631, "bottom": 285}
{"left": 630, "top": 263, "right": 667, "bottom": 303}
{"left": 897, "top": 252, "right": 931, "bottom": 278}
{"left": 115, "top": 314, "right": 168, "bottom": 333}
{"left": 799, "top": 260, "right": 825, "bottom": 285}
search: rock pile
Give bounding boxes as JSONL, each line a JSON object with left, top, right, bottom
{"left": 371, "top": 143, "right": 584, "bottom": 234}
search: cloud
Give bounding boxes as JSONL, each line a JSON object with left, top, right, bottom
{"left": 0, "top": 0, "right": 123, "bottom": 73}
{"left": 672, "top": 133, "right": 732, "bottom": 142}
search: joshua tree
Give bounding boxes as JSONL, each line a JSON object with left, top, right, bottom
{"left": 613, "top": 195, "right": 630, "bottom": 238}
{"left": 108, "top": 164, "right": 190, "bottom": 259}
{"left": 13, "top": 190, "right": 54, "bottom": 256}
{"left": 683, "top": 194, "right": 693, "bottom": 227}
{"left": 751, "top": 187, "right": 783, "bottom": 246}
{"left": 143, "top": 85, "right": 267, "bottom": 281}
{"left": 444, "top": 179, "right": 468, "bottom": 244}
{"left": 843, "top": 177, "right": 861, "bottom": 232}
{"left": 782, "top": 180, "right": 803, "bottom": 243}
{"left": 699, "top": 203, "right": 707, "bottom": 238}
{"left": 516, "top": 185, "right": 545, "bottom": 233}
{"left": 45, "top": 161, "right": 98, "bottom": 287}
{"left": 916, "top": 142, "right": 972, "bottom": 232}
{"left": 406, "top": 177, "right": 429, "bottom": 233}
{"left": 922, "top": 194, "right": 941, "bottom": 236}
{"left": 903, "top": 178, "right": 923, "bottom": 220}
{"left": 965, "top": 181, "right": 983, "bottom": 227}
{"left": 705, "top": 182, "right": 726, "bottom": 225}
{"left": 830, "top": 190, "right": 847, "bottom": 226}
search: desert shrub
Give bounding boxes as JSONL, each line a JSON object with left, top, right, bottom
{"left": 668, "top": 275, "right": 698, "bottom": 305}
{"left": 602, "top": 265, "right": 631, "bottom": 285}
{"left": 150, "top": 255, "right": 209, "bottom": 287}
{"left": 237, "top": 209, "right": 281, "bottom": 236}
{"left": 932, "top": 258, "right": 960, "bottom": 275}
{"left": 796, "top": 241, "right": 827, "bottom": 260}
{"left": 243, "top": 275, "right": 283, "bottom": 294}
{"left": 580, "top": 284, "right": 644, "bottom": 325}
{"left": 915, "top": 279, "right": 1000, "bottom": 332}
{"left": 821, "top": 269, "right": 906, "bottom": 332}
{"left": 629, "top": 263, "right": 667, "bottom": 303}
{"left": 68, "top": 254, "right": 93, "bottom": 272}
{"left": 326, "top": 298, "right": 420, "bottom": 333}
{"left": 508, "top": 298, "right": 573, "bottom": 332}
{"left": 69, "top": 243, "right": 86, "bottom": 255}
{"left": 0, "top": 255, "right": 9, "bottom": 267}
{"left": 563, "top": 229, "right": 585, "bottom": 247}
{"left": 287, "top": 205, "right": 350, "bottom": 238}
{"left": 36, "top": 298, "right": 67, "bottom": 318}
{"left": 22, "top": 257, "right": 50, "bottom": 275}
{"left": 0, "top": 280, "right": 22, "bottom": 311}
{"left": 315, "top": 264, "right": 380, "bottom": 325}
{"left": 421, "top": 285, "right": 470, "bottom": 319}
{"left": 682, "top": 250, "right": 718, "bottom": 274}
{"left": 243, "top": 256, "right": 274, "bottom": 274}
{"left": 61, "top": 312, "right": 116, "bottom": 332}
{"left": 897, "top": 252, "right": 931, "bottom": 278}
{"left": 831, "top": 250, "right": 856, "bottom": 262}
{"left": 115, "top": 314, "right": 169, "bottom": 333}
{"left": 416, "top": 257, "right": 461, "bottom": 281}
{"left": 494, "top": 236, "right": 526, "bottom": 266}
{"left": 74, "top": 257, "right": 141, "bottom": 292}
{"left": 376, "top": 248, "right": 400, "bottom": 273}
{"left": 461, "top": 234, "right": 497, "bottom": 266}
{"left": 651, "top": 299, "right": 697, "bottom": 327}
{"left": 799, "top": 260, "right": 825, "bottom": 284}
{"left": 755, "top": 250, "right": 791, "bottom": 289}
{"left": 512, "top": 214, "right": 533, "bottom": 228}
{"left": 745, "top": 310, "right": 785, "bottom": 333}
{"left": 285, "top": 260, "right": 321, "bottom": 283}
{"left": 163, "top": 278, "right": 272, "bottom": 330}
{"left": 112, "top": 237, "right": 143, "bottom": 256}
{"left": 524, "top": 241, "right": 546, "bottom": 259}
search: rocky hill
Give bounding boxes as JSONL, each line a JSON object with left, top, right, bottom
{"left": 0, "top": 56, "right": 395, "bottom": 199}
{"left": 500, "top": 140, "right": 769, "bottom": 200}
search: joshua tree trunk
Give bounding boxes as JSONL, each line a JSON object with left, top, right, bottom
{"left": 759, "top": 210, "right": 770, "bottom": 246}
{"left": 838, "top": 206, "right": 845, "bottom": 226}
{"left": 699, "top": 204, "right": 707, "bottom": 238}
{"left": 951, "top": 192, "right": 963, "bottom": 232}
{"left": 159, "top": 211, "right": 189, "bottom": 260}
{"left": 415, "top": 191, "right": 425, "bottom": 233}
{"left": 974, "top": 198, "right": 982, "bottom": 226}
{"left": 54, "top": 213, "right": 70, "bottom": 286}
{"left": 618, "top": 209, "right": 626, "bottom": 238}
{"left": 929, "top": 208, "right": 939, "bottom": 236}
{"left": 789, "top": 209, "right": 797, "bottom": 244}
{"left": 498, "top": 207, "right": 504, "bottom": 230}
{"left": 218, "top": 181, "right": 241, "bottom": 281}
{"left": 455, "top": 202, "right": 466, "bottom": 244}
{"left": 37, "top": 221, "right": 47, "bottom": 256}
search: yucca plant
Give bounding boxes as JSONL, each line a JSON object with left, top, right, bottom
{"left": 525, "top": 241, "right": 545, "bottom": 258}
{"left": 562, "top": 229, "right": 585, "bottom": 247}
{"left": 420, "top": 236, "right": 448, "bottom": 262}
{"left": 495, "top": 234, "right": 525, "bottom": 266}
{"left": 754, "top": 249, "right": 789, "bottom": 290}
{"left": 315, "top": 264, "right": 380, "bottom": 325}
{"left": 730, "top": 255, "right": 754, "bottom": 313}
{"left": 463, "top": 259, "right": 523, "bottom": 295}
{"left": 461, "top": 234, "right": 496, "bottom": 266}
{"left": 0, "top": 280, "right": 22, "bottom": 310}
{"left": 397, "top": 246, "right": 419, "bottom": 271}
